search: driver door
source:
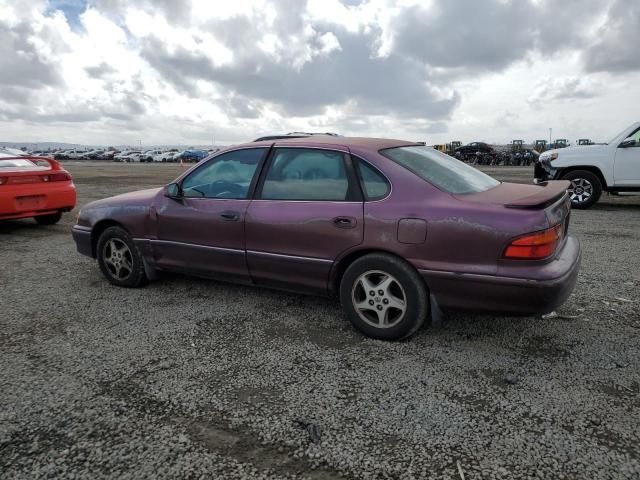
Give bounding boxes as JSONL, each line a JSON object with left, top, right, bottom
{"left": 614, "top": 127, "right": 640, "bottom": 186}
{"left": 152, "top": 147, "right": 267, "bottom": 282}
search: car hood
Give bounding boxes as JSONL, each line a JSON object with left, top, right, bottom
{"left": 84, "top": 187, "right": 162, "bottom": 210}
{"left": 543, "top": 144, "right": 609, "bottom": 158}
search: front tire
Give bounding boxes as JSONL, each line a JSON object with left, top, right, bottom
{"left": 340, "top": 253, "right": 428, "bottom": 340}
{"left": 97, "top": 226, "right": 147, "bottom": 288}
{"left": 561, "top": 170, "right": 602, "bottom": 209}
{"left": 35, "top": 212, "right": 62, "bottom": 225}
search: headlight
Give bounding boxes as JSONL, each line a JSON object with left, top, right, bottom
{"left": 75, "top": 209, "right": 82, "bottom": 224}
{"left": 540, "top": 152, "right": 558, "bottom": 162}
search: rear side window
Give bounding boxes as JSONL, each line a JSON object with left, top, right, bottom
{"left": 356, "top": 160, "right": 390, "bottom": 200}
{"left": 381, "top": 145, "right": 499, "bottom": 194}
{"left": 261, "top": 148, "right": 350, "bottom": 201}
{"left": 0, "top": 159, "right": 36, "bottom": 168}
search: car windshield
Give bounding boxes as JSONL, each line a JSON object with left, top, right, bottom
{"left": 0, "top": 159, "right": 36, "bottom": 168}
{"left": 381, "top": 145, "right": 500, "bottom": 194}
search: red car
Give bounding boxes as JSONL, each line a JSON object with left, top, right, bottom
{"left": 0, "top": 155, "right": 76, "bottom": 224}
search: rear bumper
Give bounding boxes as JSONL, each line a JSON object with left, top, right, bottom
{"left": 72, "top": 225, "right": 94, "bottom": 258}
{"left": 420, "top": 235, "right": 581, "bottom": 315}
{"left": 0, "top": 184, "right": 76, "bottom": 220}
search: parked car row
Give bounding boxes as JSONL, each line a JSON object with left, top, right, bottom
{"left": 44, "top": 148, "right": 216, "bottom": 163}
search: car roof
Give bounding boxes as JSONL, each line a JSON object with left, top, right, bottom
{"left": 238, "top": 136, "right": 418, "bottom": 152}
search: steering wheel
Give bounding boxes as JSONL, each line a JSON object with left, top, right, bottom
{"left": 303, "top": 168, "right": 329, "bottom": 181}
{"left": 210, "top": 180, "right": 245, "bottom": 198}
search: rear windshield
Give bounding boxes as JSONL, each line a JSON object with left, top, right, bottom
{"left": 381, "top": 146, "right": 500, "bottom": 194}
{"left": 0, "top": 159, "right": 36, "bottom": 168}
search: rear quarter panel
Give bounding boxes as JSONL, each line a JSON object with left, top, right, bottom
{"left": 343, "top": 148, "right": 549, "bottom": 277}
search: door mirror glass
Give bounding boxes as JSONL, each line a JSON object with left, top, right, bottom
{"left": 165, "top": 182, "right": 182, "bottom": 199}
{"left": 619, "top": 137, "right": 638, "bottom": 148}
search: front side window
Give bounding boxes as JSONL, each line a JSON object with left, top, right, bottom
{"left": 381, "top": 145, "right": 500, "bottom": 194}
{"left": 261, "top": 148, "right": 350, "bottom": 201}
{"left": 182, "top": 148, "right": 265, "bottom": 199}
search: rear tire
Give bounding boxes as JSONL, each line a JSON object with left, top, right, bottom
{"left": 561, "top": 170, "right": 602, "bottom": 209}
{"left": 97, "top": 226, "right": 148, "bottom": 288}
{"left": 340, "top": 253, "right": 428, "bottom": 340}
{"left": 34, "top": 212, "right": 62, "bottom": 225}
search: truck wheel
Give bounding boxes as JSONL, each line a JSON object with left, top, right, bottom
{"left": 561, "top": 170, "right": 602, "bottom": 209}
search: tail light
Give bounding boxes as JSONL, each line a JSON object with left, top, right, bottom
{"left": 42, "top": 172, "right": 71, "bottom": 182}
{"left": 503, "top": 223, "right": 563, "bottom": 260}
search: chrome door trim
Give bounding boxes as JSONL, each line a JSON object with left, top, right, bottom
{"left": 145, "top": 239, "right": 334, "bottom": 264}
{"left": 247, "top": 249, "right": 333, "bottom": 264}
{"left": 148, "top": 239, "right": 245, "bottom": 255}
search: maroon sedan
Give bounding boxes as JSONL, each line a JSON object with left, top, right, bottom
{"left": 72, "top": 137, "right": 580, "bottom": 340}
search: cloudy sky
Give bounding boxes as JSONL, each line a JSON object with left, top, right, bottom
{"left": 0, "top": 0, "right": 638, "bottom": 146}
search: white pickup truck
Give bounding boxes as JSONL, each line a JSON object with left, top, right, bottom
{"left": 534, "top": 122, "right": 640, "bottom": 208}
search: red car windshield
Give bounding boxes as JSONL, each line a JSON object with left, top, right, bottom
{"left": 0, "top": 159, "right": 37, "bottom": 168}
{"left": 381, "top": 145, "right": 500, "bottom": 194}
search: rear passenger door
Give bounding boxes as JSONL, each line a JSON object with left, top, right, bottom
{"left": 245, "top": 147, "right": 363, "bottom": 294}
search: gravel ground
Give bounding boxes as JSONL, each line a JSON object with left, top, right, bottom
{"left": 1, "top": 162, "right": 639, "bottom": 479}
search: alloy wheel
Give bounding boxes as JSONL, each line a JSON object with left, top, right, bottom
{"left": 351, "top": 270, "right": 407, "bottom": 328}
{"left": 568, "top": 178, "right": 593, "bottom": 205}
{"left": 103, "top": 238, "right": 133, "bottom": 280}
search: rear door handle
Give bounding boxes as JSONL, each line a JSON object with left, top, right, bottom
{"left": 333, "top": 216, "right": 356, "bottom": 228}
{"left": 220, "top": 211, "right": 240, "bottom": 221}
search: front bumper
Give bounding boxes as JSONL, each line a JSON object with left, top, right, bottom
{"left": 533, "top": 160, "right": 560, "bottom": 183}
{"left": 72, "top": 225, "right": 94, "bottom": 258}
{"left": 420, "top": 235, "right": 582, "bottom": 315}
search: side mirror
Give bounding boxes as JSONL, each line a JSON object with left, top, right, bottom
{"left": 619, "top": 137, "right": 638, "bottom": 148}
{"left": 165, "top": 182, "right": 182, "bottom": 200}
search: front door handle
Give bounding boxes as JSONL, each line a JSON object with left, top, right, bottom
{"left": 220, "top": 211, "right": 240, "bottom": 221}
{"left": 333, "top": 216, "right": 356, "bottom": 228}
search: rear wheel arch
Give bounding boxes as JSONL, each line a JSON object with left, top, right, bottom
{"left": 91, "top": 219, "right": 126, "bottom": 257}
{"left": 330, "top": 248, "right": 428, "bottom": 295}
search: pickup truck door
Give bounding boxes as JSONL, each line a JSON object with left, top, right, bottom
{"left": 614, "top": 126, "right": 640, "bottom": 186}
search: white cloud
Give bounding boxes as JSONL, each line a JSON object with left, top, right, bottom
{"left": 0, "top": 0, "right": 639, "bottom": 147}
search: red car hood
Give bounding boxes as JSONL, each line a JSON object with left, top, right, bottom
{"left": 456, "top": 180, "right": 569, "bottom": 209}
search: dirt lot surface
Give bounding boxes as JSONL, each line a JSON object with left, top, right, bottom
{"left": 1, "top": 161, "right": 639, "bottom": 479}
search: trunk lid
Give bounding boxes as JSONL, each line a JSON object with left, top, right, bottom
{"left": 455, "top": 180, "right": 569, "bottom": 209}
{"left": 457, "top": 180, "right": 572, "bottom": 244}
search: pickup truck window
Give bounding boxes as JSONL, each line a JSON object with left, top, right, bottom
{"left": 628, "top": 128, "right": 640, "bottom": 144}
